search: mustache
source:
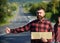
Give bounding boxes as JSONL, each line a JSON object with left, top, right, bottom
{"left": 37, "top": 16, "right": 44, "bottom": 19}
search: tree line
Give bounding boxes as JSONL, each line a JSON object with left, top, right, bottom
{"left": 0, "top": 0, "right": 18, "bottom": 26}
{"left": 24, "top": 0, "right": 60, "bottom": 22}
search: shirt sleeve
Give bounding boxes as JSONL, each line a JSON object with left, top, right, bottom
{"left": 48, "top": 22, "right": 54, "bottom": 42}
{"left": 10, "top": 22, "right": 32, "bottom": 33}
{"left": 54, "top": 24, "right": 57, "bottom": 41}
{"left": 48, "top": 22, "right": 52, "bottom": 32}
{"left": 49, "top": 22, "right": 54, "bottom": 36}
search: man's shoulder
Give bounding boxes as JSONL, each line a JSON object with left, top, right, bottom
{"left": 44, "top": 18, "right": 51, "bottom": 24}
{"left": 31, "top": 19, "right": 38, "bottom": 23}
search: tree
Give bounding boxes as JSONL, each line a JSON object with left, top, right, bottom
{"left": 29, "top": 2, "right": 48, "bottom": 16}
{"left": 25, "top": 0, "right": 60, "bottom": 22}
{"left": 46, "top": 0, "right": 59, "bottom": 22}
{"left": 0, "top": 0, "right": 18, "bottom": 26}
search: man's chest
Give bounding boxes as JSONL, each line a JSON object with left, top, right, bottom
{"left": 30, "top": 22, "right": 50, "bottom": 32}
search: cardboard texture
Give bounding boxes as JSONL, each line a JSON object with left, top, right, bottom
{"left": 31, "top": 32, "right": 52, "bottom": 39}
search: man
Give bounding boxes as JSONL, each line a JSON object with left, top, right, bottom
{"left": 6, "top": 8, "right": 53, "bottom": 43}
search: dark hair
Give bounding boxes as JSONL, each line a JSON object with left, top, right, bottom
{"left": 54, "top": 16, "right": 60, "bottom": 39}
{"left": 56, "top": 16, "right": 60, "bottom": 23}
{"left": 36, "top": 7, "right": 45, "bottom": 12}
{"left": 54, "top": 16, "right": 60, "bottom": 28}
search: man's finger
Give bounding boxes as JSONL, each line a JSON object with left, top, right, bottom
{"left": 5, "top": 27, "right": 10, "bottom": 34}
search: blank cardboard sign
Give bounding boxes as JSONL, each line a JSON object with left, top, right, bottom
{"left": 31, "top": 32, "right": 52, "bottom": 39}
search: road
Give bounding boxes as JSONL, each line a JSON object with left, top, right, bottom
{"left": 0, "top": 5, "right": 55, "bottom": 43}
{"left": 0, "top": 5, "right": 36, "bottom": 43}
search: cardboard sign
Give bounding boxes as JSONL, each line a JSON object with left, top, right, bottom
{"left": 31, "top": 32, "right": 52, "bottom": 39}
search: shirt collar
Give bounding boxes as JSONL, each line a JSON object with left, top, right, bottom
{"left": 37, "top": 18, "right": 45, "bottom": 23}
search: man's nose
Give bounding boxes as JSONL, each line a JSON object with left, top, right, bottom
{"left": 38, "top": 13, "right": 41, "bottom": 15}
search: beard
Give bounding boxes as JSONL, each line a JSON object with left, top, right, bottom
{"left": 37, "top": 16, "right": 44, "bottom": 20}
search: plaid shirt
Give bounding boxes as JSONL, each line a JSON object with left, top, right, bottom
{"left": 54, "top": 24, "right": 60, "bottom": 42}
{"left": 10, "top": 18, "right": 53, "bottom": 43}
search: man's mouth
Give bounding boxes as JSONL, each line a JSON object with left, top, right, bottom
{"left": 37, "top": 16, "right": 44, "bottom": 19}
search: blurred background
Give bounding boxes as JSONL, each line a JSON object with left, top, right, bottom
{"left": 0, "top": 0, "right": 60, "bottom": 43}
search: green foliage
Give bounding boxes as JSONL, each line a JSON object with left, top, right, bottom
{"left": 0, "top": 0, "right": 18, "bottom": 26}
{"left": 0, "top": 0, "right": 7, "bottom": 5}
{"left": 8, "top": 2, "right": 18, "bottom": 11}
{"left": 29, "top": 2, "right": 48, "bottom": 16}
{"left": 26, "top": 0, "right": 60, "bottom": 22}
{"left": 45, "top": 12, "right": 52, "bottom": 20}
{"left": 29, "top": 3, "right": 39, "bottom": 15}
{"left": 23, "top": 2, "right": 33, "bottom": 13}
{"left": 47, "top": 0, "right": 60, "bottom": 22}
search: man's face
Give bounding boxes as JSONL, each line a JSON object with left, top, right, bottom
{"left": 36, "top": 9, "right": 45, "bottom": 20}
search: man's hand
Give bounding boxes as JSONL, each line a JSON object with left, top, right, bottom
{"left": 5, "top": 27, "right": 11, "bottom": 34}
{"left": 41, "top": 37, "right": 47, "bottom": 42}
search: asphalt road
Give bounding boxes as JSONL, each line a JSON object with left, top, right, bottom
{"left": 0, "top": 5, "right": 36, "bottom": 43}
{"left": 0, "top": 5, "right": 55, "bottom": 43}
